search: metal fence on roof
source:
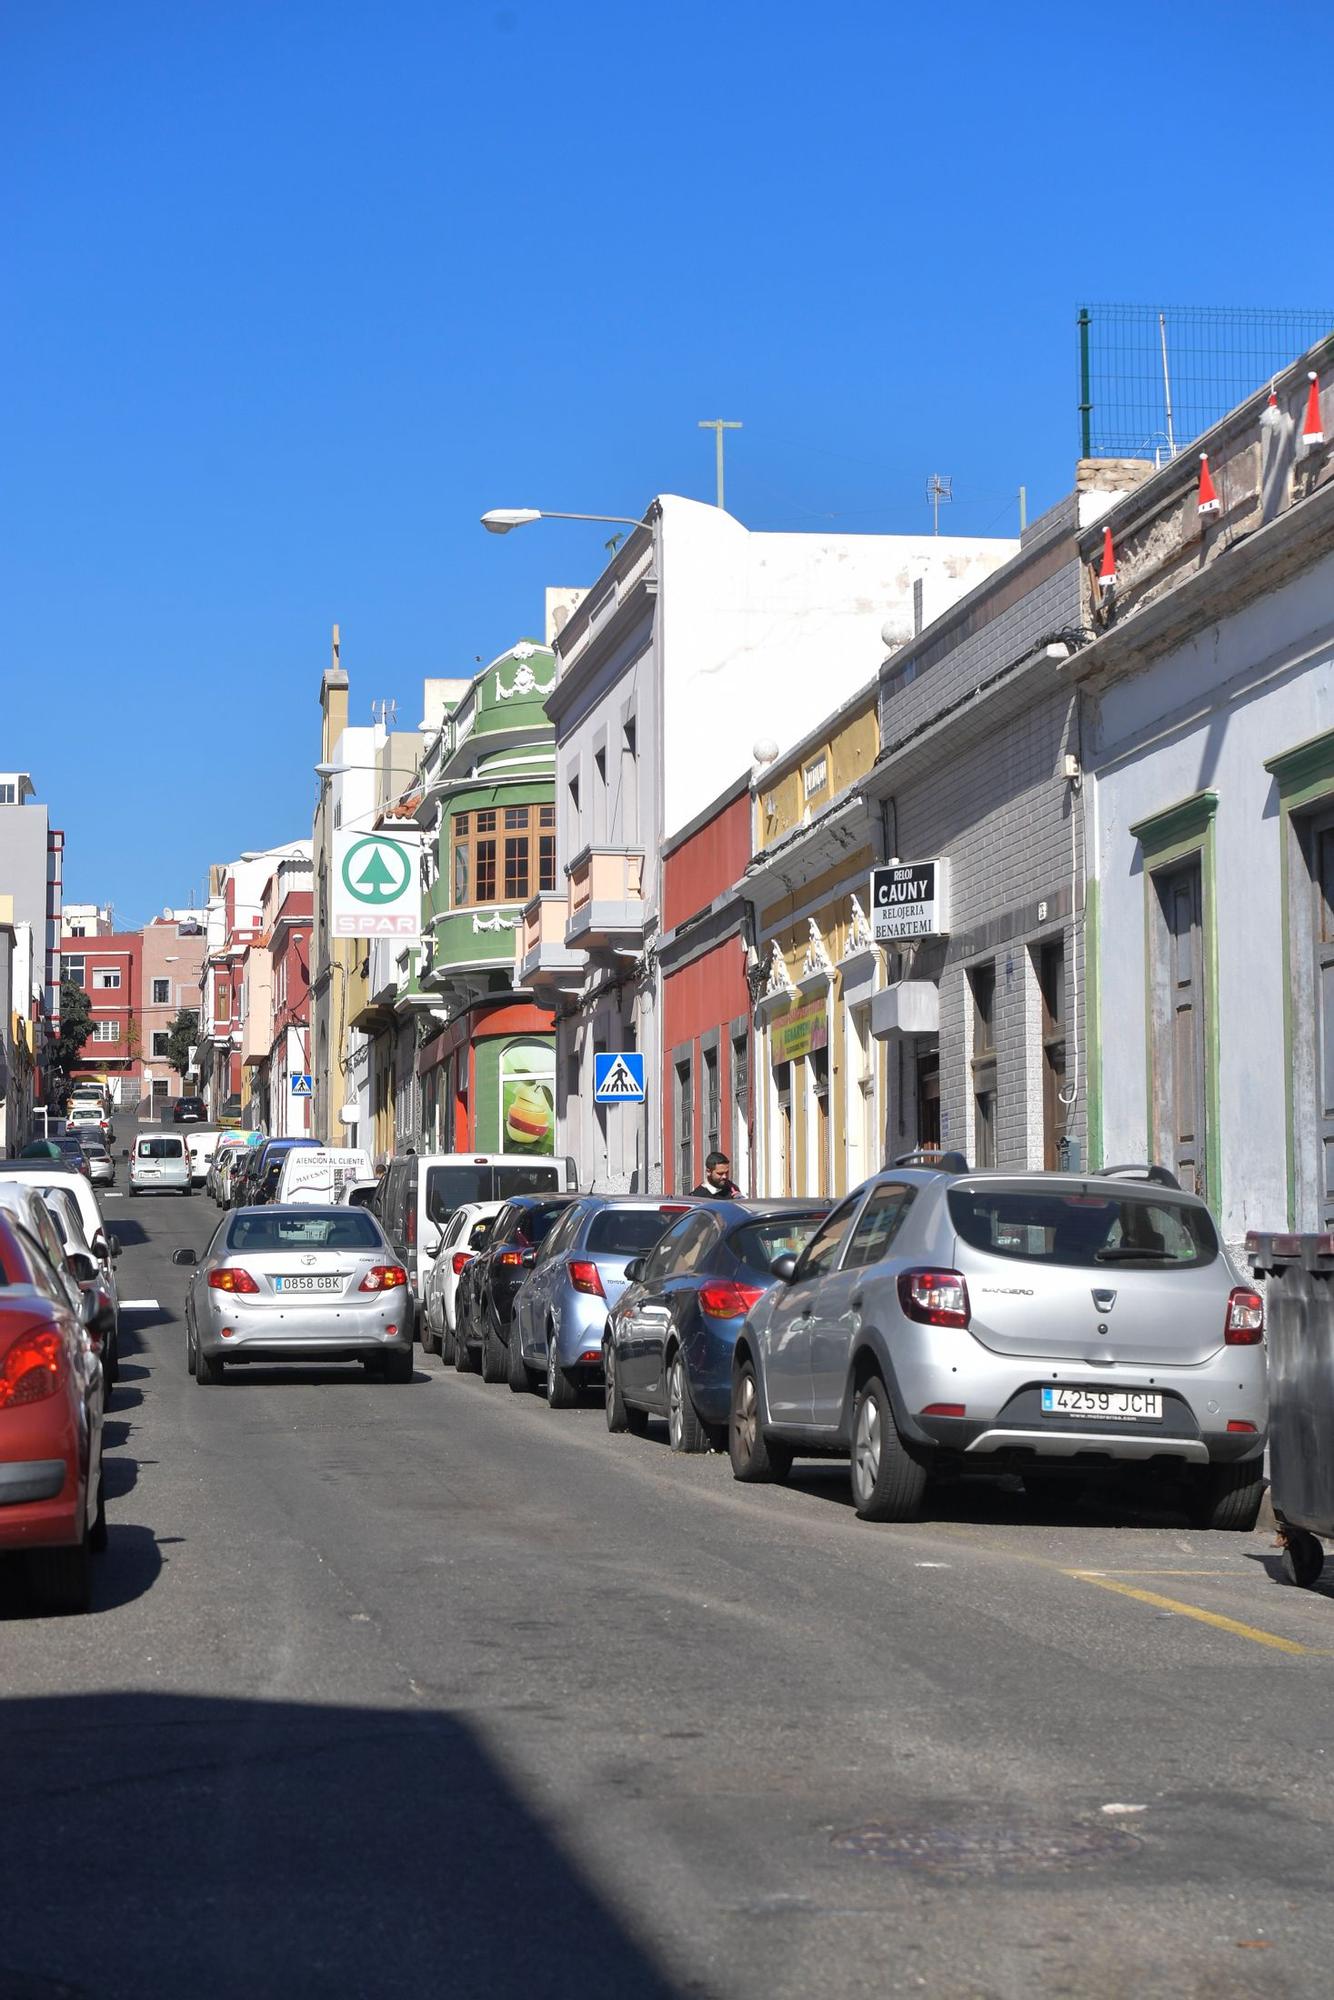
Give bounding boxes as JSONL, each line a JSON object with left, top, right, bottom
{"left": 1077, "top": 303, "right": 1334, "bottom": 463}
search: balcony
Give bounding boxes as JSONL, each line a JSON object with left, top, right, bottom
{"left": 517, "top": 893, "right": 584, "bottom": 990}
{"left": 565, "top": 846, "right": 646, "bottom": 952}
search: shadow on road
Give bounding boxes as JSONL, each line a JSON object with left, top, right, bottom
{"left": 0, "top": 1523, "right": 164, "bottom": 1620}
{"left": 780, "top": 1460, "right": 1229, "bottom": 1533}
{"left": 0, "top": 1692, "right": 687, "bottom": 1999}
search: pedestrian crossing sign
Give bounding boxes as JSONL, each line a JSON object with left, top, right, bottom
{"left": 593, "top": 1052, "right": 646, "bottom": 1103}
{"left": 291, "top": 1074, "right": 313, "bottom": 1098}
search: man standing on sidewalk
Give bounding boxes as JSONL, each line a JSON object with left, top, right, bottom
{"left": 691, "top": 1150, "right": 741, "bottom": 1199}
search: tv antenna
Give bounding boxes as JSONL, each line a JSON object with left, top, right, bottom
{"left": 926, "top": 473, "right": 953, "bottom": 535}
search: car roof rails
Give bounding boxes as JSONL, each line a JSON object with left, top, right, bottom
{"left": 893, "top": 1149, "right": 971, "bottom": 1175}
{"left": 1094, "top": 1162, "right": 1182, "bottom": 1191}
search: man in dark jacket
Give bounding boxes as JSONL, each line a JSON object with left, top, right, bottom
{"left": 691, "top": 1150, "right": 741, "bottom": 1199}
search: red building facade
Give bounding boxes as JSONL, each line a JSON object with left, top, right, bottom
{"left": 62, "top": 931, "right": 143, "bottom": 1106}
{"left": 659, "top": 779, "right": 753, "bottom": 1194}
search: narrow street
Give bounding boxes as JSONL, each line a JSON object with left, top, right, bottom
{"left": 4, "top": 1140, "right": 1333, "bottom": 1999}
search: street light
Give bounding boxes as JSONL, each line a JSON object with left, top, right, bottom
{"left": 480, "top": 507, "right": 655, "bottom": 535}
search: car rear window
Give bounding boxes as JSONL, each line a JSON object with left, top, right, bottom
{"left": 494, "top": 1165, "right": 561, "bottom": 1199}
{"left": 138, "top": 1138, "right": 186, "bottom": 1159}
{"left": 427, "top": 1167, "right": 490, "bottom": 1219}
{"left": 510, "top": 1200, "right": 569, "bottom": 1246}
{"left": 468, "top": 1218, "right": 495, "bottom": 1249}
{"left": 584, "top": 1208, "right": 678, "bottom": 1255}
{"left": 729, "top": 1213, "right": 828, "bottom": 1275}
{"left": 226, "top": 1211, "right": 384, "bottom": 1252}
{"left": 948, "top": 1185, "right": 1218, "bottom": 1268}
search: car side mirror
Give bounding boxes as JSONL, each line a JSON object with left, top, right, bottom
{"left": 172, "top": 1248, "right": 198, "bottom": 1266}
{"left": 107, "top": 1234, "right": 121, "bottom": 1261}
{"left": 121, "top": 1148, "right": 129, "bottom": 1160}
{"left": 68, "top": 1250, "right": 99, "bottom": 1284}
{"left": 623, "top": 1258, "right": 643, "bottom": 1283}
{"left": 771, "top": 1253, "right": 799, "bottom": 1283}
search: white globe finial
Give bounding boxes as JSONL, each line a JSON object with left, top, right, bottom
{"left": 752, "top": 737, "right": 779, "bottom": 766}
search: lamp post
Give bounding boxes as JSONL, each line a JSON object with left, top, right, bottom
{"left": 480, "top": 507, "right": 655, "bottom": 535}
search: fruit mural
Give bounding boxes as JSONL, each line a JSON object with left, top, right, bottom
{"left": 499, "top": 1039, "right": 555, "bottom": 1154}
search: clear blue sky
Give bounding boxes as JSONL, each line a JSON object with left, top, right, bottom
{"left": 3, "top": 0, "right": 1330, "bottom": 926}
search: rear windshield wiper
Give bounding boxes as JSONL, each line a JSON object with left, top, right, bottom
{"left": 1092, "top": 1247, "right": 1181, "bottom": 1262}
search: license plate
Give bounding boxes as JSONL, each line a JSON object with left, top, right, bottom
{"left": 1041, "top": 1386, "right": 1162, "bottom": 1421}
{"left": 272, "top": 1275, "right": 342, "bottom": 1294}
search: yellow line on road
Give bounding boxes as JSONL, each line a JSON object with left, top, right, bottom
{"left": 1066, "top": 1570, "right": 1314, "bottom": 1654}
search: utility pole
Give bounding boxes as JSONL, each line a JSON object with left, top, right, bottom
{"left": 698, "top": 419, "right": 742, "bottom": 510}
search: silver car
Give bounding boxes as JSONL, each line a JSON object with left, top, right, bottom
{"left": 730, "top": 1165, "right": 1267, "bottom": 1530}
{"left": 174, "top": 1205, "right": 416, "bottom": 1384}
{"left": 512, "top": 1196, "right": 696, "bottom": 1408}
{"left": 130, "top": 1133, "right": 192, "bottom": 1196}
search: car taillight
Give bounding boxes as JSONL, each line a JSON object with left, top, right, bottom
{"left": 1224, "top": 1287, "right": 1264, "bottom": 1344}
{"left": 499, "top": 1250, "right": 526, "bottom": 1267}
{"left": 568, "top": 1260, "right": 604, "bottom": 1297}
{"left": 698, "top": 1280, "right": 766, "bottom": 1320}
{"left": 451, "top": 1252, "right": 473, "bottom": 1276}
{"left": 897, "top": 1269, "right": 970, "bottom": 1329}
{"left": 359, "top": 1265, "right": 408, "bottom": 1292}
{"left": 208, "top": 1267, "right": 261, "bottom": 1294}
{"left": 0, "top": 1326, "right": 62, "bottom": 1410}
{"left": 406, "top": 1206, "right": 417, "bottom": 1248}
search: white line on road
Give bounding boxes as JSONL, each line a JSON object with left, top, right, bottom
{"left": 120, "top": 1298, "right": 160, "bottom": 1311}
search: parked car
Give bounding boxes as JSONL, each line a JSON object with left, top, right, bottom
{"left": 67, "top": 1103, "right": 114, "bottom": 1146}
{"left": 0, "top": 1207, "right": 107, "bottom": 1613}
{"left": 79, "top": 1139, "right": 116, "bottom": 1189}
{"left": 374, "top": 1152, "right": 578, "bottom": 1329}
{"left": 728, "top": 1163, "right": 1269, "bottom": 1529}
{"left": 606, "top": 1200, "right": 829, "bottom": 1451}
{"left": 511, "top": 1196, "right": 696, "bottom": 1408}
{"left": 47, "top": 1134, "right": 92, "bottom": 1180}
{"left": 207, "top": 1136, "right": 251, "bottom": 1204}
{"left": 422, "top": 1201, "right": 504, "bottom": 1362}
{"left": 28, "top": 1185, "right": 121, "bottom": 1388}
{"left": 223, "top": 1143, "right": 268, "bottom": 1208}
{"left": 457, "top": 1194, "right": 580, "bottom": 1383}
{"left": 0, "top": 1166, "right": 121, "bottom": 1329}
{"left": 174, "top": 1205, "right": 415, "bottom": 1384}
{"left": 129, "top": 1132, "right": 192, "bottom": 1196}
{"left": 335, "top": 1177, "right": 381, "bottom": 1210}
{"left": 173, "top": 1096, "right": 208, "bottom": 1124}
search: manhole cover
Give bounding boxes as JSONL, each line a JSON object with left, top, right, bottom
{"left": 830, "top": 1814, "right": 1141, "bottom": 1878}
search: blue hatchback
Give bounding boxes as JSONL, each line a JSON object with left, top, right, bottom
{"left": 605, "top": 1200, "right": 829, "bottom": 1451}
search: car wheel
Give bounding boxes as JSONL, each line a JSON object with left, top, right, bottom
{"left": 28, "top": 1535, "right": 92, "bottom": 1615}
{"left": 481, "top": 1312, "right": 507, "bottom": 1384}
{"left": 545, "top": 1334, "right": 579, "bottom": 1409}
{"left": 381, "top": 1347, "right": 414, "bottom": 1385}
{"left": 728, "top": 1358, "right": 791, "bottom": 1483}
{"left": 453, "top": 1314, "right": 476, "bottom": 1374}
{"left": 667, "top": 1350, "right": 708, "bottom": 1454}
{"left": 88, "top": 1463, "right": 108, "bottom": 1553}
{"left": 1187, "top": 1459, "right": 1265, "bottom": 1532}
{"left": 605, "top": 1338, "right": 629, "bottom": 1432}
{"left": 507, "top": 1325, "right": 531, "bottom": 1394}
{"left": 420, "top": 1301, "right": 440, "bottom": 1358}
{"left": 440, "top": 1312, "right": 457, "bottom": 1368}
{"left": 186, "top": 1323, "right": 197, "bottom": 1377}
{"left": 849, "top": 1372, "right": 927, "bottom": 1522}
{"left": 1281, "top": 1525, "right": 1325, "bottom": 1589}
{"left": 196, "top": 1346, "right": 224, "bottom": 1387}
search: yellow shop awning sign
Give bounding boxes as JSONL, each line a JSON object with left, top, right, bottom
{"left": 772, "top": 1002, "right": 829, "bottom": 1064}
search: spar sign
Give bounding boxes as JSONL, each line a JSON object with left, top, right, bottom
{"left": 870, "top": 859, "right": 950, "bottom": 943}
{"left": 332, "top": 831, "right": 423, "bottom": 938}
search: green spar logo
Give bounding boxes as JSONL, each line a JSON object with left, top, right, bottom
{"left": 341, "top": 836, "right": 412, "bottom": 905}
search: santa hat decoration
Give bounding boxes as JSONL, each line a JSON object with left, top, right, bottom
{"left": 1302, "top": 370, "right": 1325, "bottom": 448}
{"left": 1197, "top": 452, "right": 1220, "bottom": 518}
{"left": 1097, "top": 524, "right": 1117, "bottom": 594}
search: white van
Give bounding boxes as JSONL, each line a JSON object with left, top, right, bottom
{"left": 185, "top": 1129, "right": 224, "bottom": 1186}
{"left": 375, "top": 1151, "right": 578, "bottom": 1313}
{"left": 274, "top": 1146, "right": 375, "bottom": 1206}
{"left": 130, "top": 1133, "right": 191, "bottom": 1195}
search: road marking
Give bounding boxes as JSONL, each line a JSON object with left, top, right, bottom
{"left": 1067, "top": 1570, "right": 1315, "bottom": 1655}
{"left": 120, "top": 1298, "right": 160, "bottom": 1311}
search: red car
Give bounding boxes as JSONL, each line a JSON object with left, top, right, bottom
{"left": 0, "top": 1210, "right": 106, "bottom": 1613}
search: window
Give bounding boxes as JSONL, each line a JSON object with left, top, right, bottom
{"left": 794, "top": 1194, "right": 861, "bottom": 1280}
{"left": 843, "top": 1183, "right": 914, "bottom": 1269}
{"left": 454, "top": 806, "right": 553, "bottom": 908}
{"left": 622, "top": 717, "right": 639, "bottom": 843}
{"left": 1151, "top": 860, "right": 1206, "bottom": 1196}
{"left": 152, "top": 1031, "right": 170, "bottom": 1057}
{"left": 451, "top": 809, "right": 497, "bottom": 906}
{"left": 970, "top": 961, "right": 997, "bottom": 1169}
{"left": 0, "top": 783, "right": 15, "bottom": 805}
{"left": 585, "top": 1207, "right": 683, "bottom": 1256}
{"left": 847, "top": 1003, "right": 876, "bottom": 1188}
{"left": 703, "top": 1045, "right": 720, "bottom": 1158}
{"left": 215, "top": 977, "right": 230, "bottom": 1018}
{"left": 809, "top": 1045, "right": 830, "bottom": 1198}
{"left": 730, "top": 1031, "right": 750, "bottom": 1188}
{"left": 730, "top": 1212, "right": 826, "bottom": 1274}
{"left": 1037, "top": 940, "right": 1066, "bottom": 1171}
{"left": 676, "top": 1057, "right": 694, "bottom": 1192}
{"left": 63, "top": 956, "right": 85, "bottom": 987}
{"left": 649, "top": 1209, "right": 719, "bottom": 1277}
{"left": 948, "top": 1185, "right": 1217, "bottom": 1268}
{"left": 92, "top": 968, "right": 121, "bottom": 989}
{"left": 151, "top": 1078, "right": 169, "bottom": 1100}
{"left": 152, "top": 978, "right": 171, "bottom": 1005}
{"left": 68, "top": 922, "right": 86, "bottom": 936}
{"left": 567, "top": 771, "right": 581, "bottom": 861}
{"left": 92, "top": 1020, "right": 121, "bottom": 1042}
{"left": 594, "top": 745, "right": 608, "bottom": 841}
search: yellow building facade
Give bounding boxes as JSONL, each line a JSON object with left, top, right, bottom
{"left": 745, "top": 686, "right": 889, "bottom": 1199}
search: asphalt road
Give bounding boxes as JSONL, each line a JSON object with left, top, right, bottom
{"left": 4, "top": 1138, "right": 1334, "bottom": 1999}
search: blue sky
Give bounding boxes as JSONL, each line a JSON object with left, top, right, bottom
{"left": 3, "top": 0, "right": 1331, "bottom": 926}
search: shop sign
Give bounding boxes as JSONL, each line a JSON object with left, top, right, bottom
{"left": 500, "top": 1039, "right": 556, "bottom": 1152}
{"left": 332, "top": 831, "right": 422, "bottom": 939}
{"left": 772, "top": 1001, "right": 829, "bottom": 1065}
{"left": 870, "top": 859, "right": 950, "bottom": 942}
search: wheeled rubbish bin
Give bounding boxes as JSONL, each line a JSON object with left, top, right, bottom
{"left": 1247, "top": 1230, "right": 1334, "bottom": 1589}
